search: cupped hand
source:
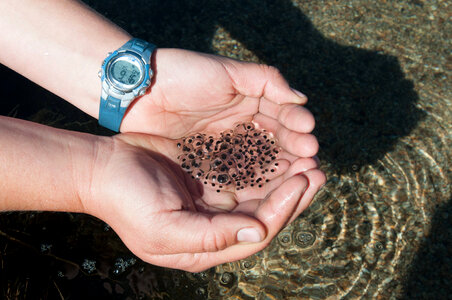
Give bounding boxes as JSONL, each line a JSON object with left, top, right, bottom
{"left": 83, "top": 131, "right": 325, "bottom": 272}
{"left": 121, "top": 49, "right": 315, "bottom": 147}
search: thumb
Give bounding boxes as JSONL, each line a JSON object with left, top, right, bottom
{"left": 221, "top": 58, "right": 307, "bottom": 105}
{"left": 155, "top": 210, "right": 267, "bottom": 254}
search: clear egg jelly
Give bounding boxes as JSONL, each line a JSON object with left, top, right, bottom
{"left": 176, "top": 122, "right": 281, "bottom": 192}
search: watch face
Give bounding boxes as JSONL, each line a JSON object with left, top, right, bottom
{"left": 107, "top": 53, "right": 144, "bottom": 91}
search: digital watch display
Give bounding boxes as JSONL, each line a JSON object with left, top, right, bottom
{"left": 107, "top": 53, "right": 144, "bottom": 90}
{"left": 98, "top": 39, "right": 156, "bottom": 132}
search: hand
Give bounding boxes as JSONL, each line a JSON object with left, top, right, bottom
{"left": 122, "top": 49, "right": 317, "bottom": 151}
{"left": 82, "top": 133, "right": 325, "bottom": 272}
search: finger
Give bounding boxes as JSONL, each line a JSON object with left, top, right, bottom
{"left": 255, "top": 175, "right": 308, "bottom": 235}
{"left": 151, "top": 210, "right": 266, "bottom": 255}
{"left": 254, "top": 113, "right": 319, "bottom": 157}
{"left": 193, "top": 189, "right": 238, "bottom": 211}
{"left": 143, "top": 246, "right": 262, "bottom": 273}
{"left": 277, "top": 104, "right": 315, "bottom": 133}
{"left": 277, "top": 149, "right": 301, "bottom": 163}
{"left": 258, "top": 97, "right": 282, "bottom": 119}
{"left": 287, "top": 169, "right": 327, "bottom": 224}
{"left": 145, "top": 175, "right": 309, "bottom": 272}
{"left": 234, "top": 159, "right": 290, "bottom": 201}
{"left": 259, "top": 100, "right": 315, "bottom": 133}
{"left": 284, "top": 157, "right": 321, "bottom": 178}
{"left": 221, "top": 58, "right": 307, "bottom": 105}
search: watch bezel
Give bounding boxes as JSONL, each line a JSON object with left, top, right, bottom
{"left": 105, "top": 51, "right": 146, "bottom": 92}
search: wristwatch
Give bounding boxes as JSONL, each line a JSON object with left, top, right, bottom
{"left": 98, "top": 38, "right": 156, "bottom": 132}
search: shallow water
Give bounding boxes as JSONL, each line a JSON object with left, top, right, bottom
{"left": 0, "top": 0, "right": 450, "bottom": 299}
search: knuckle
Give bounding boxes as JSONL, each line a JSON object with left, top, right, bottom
{"left": 202, "top": 230, "right": 228, "bottom": 252}
{"left": 259, "top": 64, "right": 281, "bottom": 77}
{"left": 278, "top": 103, "right": 295, "bottom": 121}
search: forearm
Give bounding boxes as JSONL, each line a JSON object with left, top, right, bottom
{"left": 0, "top": 116, "right": 100, "bottom": 212}
{"left": 0, "top": 0, "right": 131, "bottom": 118}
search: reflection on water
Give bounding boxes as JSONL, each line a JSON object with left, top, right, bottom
{"left": 211, "top": 125, "right": 450, "bottom": 299}
{"left": 0, "top": 0, "right": 450, "bottom": 299}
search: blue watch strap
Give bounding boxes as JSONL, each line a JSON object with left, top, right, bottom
{"left": 99, "top": 95, "right": 128, "bottom": 132}
{"left": 99, "top": 38, "right": 155, "bottom": 132}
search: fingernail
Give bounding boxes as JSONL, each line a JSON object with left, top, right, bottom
{"left": 291, "top": 88, "right": 307, "bottom": 101}
{"left": 313, "top": 155, "right": 320, "bottom": 164}
{"left": 237, "top": 227, "right": 262, "bottom": 243}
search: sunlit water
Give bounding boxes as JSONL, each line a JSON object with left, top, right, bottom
{"left": 209, "top": 124, "right": 450, "bottom": 299}
{"left": 0, "top": 0, "right": 450, "bottom": 299}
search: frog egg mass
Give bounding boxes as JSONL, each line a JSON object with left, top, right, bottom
{"left": 176, "top": 122, "right": 280, "bottom": 191}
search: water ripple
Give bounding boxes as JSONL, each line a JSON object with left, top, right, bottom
{"left": 209, "top": 119, "right": 450, "bottom": 299}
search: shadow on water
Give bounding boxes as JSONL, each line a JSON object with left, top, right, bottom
{"left": 1, "top": 0, "right": 425, "bottom": 170}
{"left": 0, "top": 0, "right": 435, "bottom": 298}
{"left": 83, "top": 0, "right": 425, "bottom": 171}
{"left": 401, "top": 200, "right": 452, "bottom": 299}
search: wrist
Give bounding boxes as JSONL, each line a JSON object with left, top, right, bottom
{"left": 70, "top": 134, "right": 115, "bottom": 216}
{"left": 0, "top": 117, "right": 107, "bottom": 213}
{"left": 0, "top": 0, "right": 131, "bottom": 120}
{"left": 98, "top": 38, "right": 156, "bottom": 132}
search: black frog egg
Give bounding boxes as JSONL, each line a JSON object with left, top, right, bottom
{"left": 221, "top": 155, "right": 235, "bottom": 168}
{"left": 180, "top": 141, "right": 195, "bottom": 153}
{"left": 182, "top": 135, "right": 196, "bottom": 146}
{"left": 191, "top": 135, "right": 205, "bottom": 149}
{"left": 232, "top": 152, "right": 246, "bottom": 168}
{"left": 221, "top": 129, "right": 234, "bottom": 139}
{"left": 231, "top": 135, "right": 243, "bottom": 145}
{"left": 228, "top": 167, "right": 240, "bottom": 180}
{"left": 215, "top": 141, "right": 233, "bottom": 152}
{"left": 243, "top": 122, "right": 255, "bottom": 131}
{"left": 190, "top": 157, "right": 204, "bottom": 169}
{"left": 218, "top": 163, "right": 229, "bottom": 173}
{"left": 205, "top": 171, "right": 219, "bottom": 184}
{"left": 191, "top": 168, "right": 205, "bottom": 179}
{"left": 252, "top": 134, "right": 267, "bottom": 147}
{"left": 186, "top": 152, "right": 197, "bottom": 160}
{"left": 233, "top": 123, "right": 248, "bottom": 135}
{"left": 201, "top": 140, "right": 214, "bottom": 154}
{"left": 210, "top": 158, "right": 224, "bottom": 170}
{"left": 216, "top": 173, "right": 230, "bottom": 185}
{"left": 218, "top": 150, "right": 230, "bottom": 161}
{"left": 177, "top": 122, "right": 280, "bottom": 191}
{"left": 195, "top": 159, "right": 210, "bottom": 173}
{"left": 193, "top": 147, "right": 205, "bottom": 158}
{"left": 180, "top": 160, "right": 194, "bottom": 172}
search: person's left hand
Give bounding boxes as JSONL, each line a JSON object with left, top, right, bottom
{"left": 121, "top": 49, "right": 314, "bottom": 144}
{"left": 81, "top": 132, "right": 325, "bottom": 272}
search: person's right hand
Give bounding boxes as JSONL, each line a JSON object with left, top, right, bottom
{"left": 81, "top": 132, "right": 325, "bottom": 272}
